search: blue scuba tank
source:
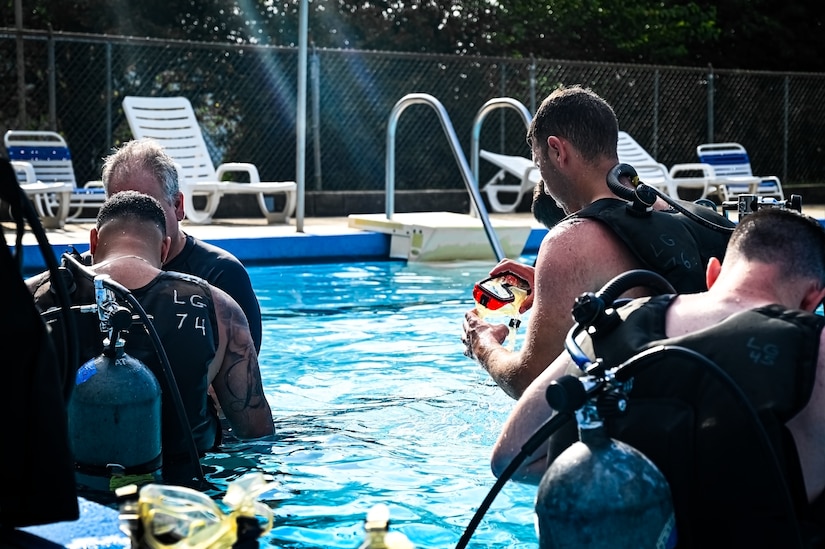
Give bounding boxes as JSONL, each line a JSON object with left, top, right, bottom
{"left": 68, "top": 336, "right": 162, "bottom": 493}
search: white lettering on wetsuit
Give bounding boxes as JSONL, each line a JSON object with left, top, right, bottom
{"left": 173, "top": 289, "right": 208, "bottom": 336}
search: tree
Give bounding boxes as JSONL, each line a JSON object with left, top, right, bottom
{"left": 2, "top": 0, "right": 823, "bottom": 71}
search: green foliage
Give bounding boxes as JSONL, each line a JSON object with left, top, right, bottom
{"left": 491, "top": 0, "right": 721, "bottom": 65}
{"left": 1, "top": 0, "right": 822, "bottom": 70}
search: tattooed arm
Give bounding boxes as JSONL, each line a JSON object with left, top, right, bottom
{"left": 208, "top": 286, "right": 275, "bottom": 439}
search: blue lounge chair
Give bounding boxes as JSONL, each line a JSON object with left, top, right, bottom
{"left": 5, "top": 130, "right": 106, "bottom": 224}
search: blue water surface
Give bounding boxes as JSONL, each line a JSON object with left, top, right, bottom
{"left": 207, "top": 260, "right": 539, "bottom": 549}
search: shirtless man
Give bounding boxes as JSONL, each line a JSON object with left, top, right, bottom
{"left": 462, "top": 85, "right": 733, "bottom": 399}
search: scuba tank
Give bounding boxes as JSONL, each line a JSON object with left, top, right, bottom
{"left": 68, "top": 276, "right": 162, "bottom": 493}
{"left": 535, "top": 376, "right": 677, "bottom": 549}
{"left": 530, "top": 270, "right": 681, "bottom": 548}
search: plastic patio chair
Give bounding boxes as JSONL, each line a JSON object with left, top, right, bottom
{"left": 478, "top": 132, "right": 715, "bottom": 212}
{"left": 122, "top": 96, "right": 297, "bottom": 225}
{"left": 617, "top": 131, "right": 715, "bottom": 201}
{"left": 478, "top": 150, "right": 540, "bottom": 213}
{"left": 696, "top": 142, "right": 785, "bottom": 202}
{"left": 4, "top": 130, "right": 106, "bottom": 225}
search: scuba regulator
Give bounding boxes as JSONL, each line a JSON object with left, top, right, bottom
{"left": 607, "top": 162, "right": 802, "bottom": 230}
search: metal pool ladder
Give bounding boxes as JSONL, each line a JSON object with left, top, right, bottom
{"left": 347, "top": 93, "right": 534, "bottom": 262}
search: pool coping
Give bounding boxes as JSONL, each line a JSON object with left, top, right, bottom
{"left": 8, "top": 202, "right": 825, "bottom": 273}
{"left": 5, "top": 213, "right": 550, "bottom": 273}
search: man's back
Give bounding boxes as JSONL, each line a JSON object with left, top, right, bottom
{"left": 33, "top": 263, "right": 222, "bottom": 461}
{"left": 591, "top": 295, "right": 825, "bottom": 547}
{"left": 29, "top": 190, "right": 273, "bottom": 488}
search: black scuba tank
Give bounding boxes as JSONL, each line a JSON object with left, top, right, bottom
{"left": 535, "top": 423, "right": 677, "bottom": 549}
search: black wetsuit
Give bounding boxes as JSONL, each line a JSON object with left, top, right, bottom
{"left": 166, "top": 234, "right": 262, "bottom": 353}
{"left": 32, "top": 265, "right": 220, "bottom": 482}
{"left": 586, "top": 295, "right": 825, "bottom": 548}
{"left": 571, "top": 198, "right": 735, "bottom": 293}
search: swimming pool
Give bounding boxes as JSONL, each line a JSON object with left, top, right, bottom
{"left": 208, "top": 259, "right": 539, "bottom": 548}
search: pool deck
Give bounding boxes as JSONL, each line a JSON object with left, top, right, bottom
{"left": 5, "top": 211, "right": 551, "bottom": 272}
{"left": 6, "top": 202, "right": 825, "bottom": 271}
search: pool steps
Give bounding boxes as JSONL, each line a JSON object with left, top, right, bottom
{"left": 347, "top": 211, "right": 534, "bottom": 261}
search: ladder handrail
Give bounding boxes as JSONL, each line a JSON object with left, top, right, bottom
{"left": 386, "top": 93, "right": 505, "bottom": 261}
{"left": 469, "top": 98, "right": 534, "bottom": 218}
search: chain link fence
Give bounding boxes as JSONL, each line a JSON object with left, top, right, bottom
{"left": 2, "top": 30, "right": 824, "bottom": 206}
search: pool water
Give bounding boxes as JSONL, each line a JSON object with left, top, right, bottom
{"left": 207, "top": 260, "right": 539, "bottom": 549}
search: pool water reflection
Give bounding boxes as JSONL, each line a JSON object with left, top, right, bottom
{"left": 207, "top": 260, "right": 538, "bottom": 548}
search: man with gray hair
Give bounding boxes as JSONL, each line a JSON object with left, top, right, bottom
{"left": 100, "top": 138, "right": 263, "bottom": 353}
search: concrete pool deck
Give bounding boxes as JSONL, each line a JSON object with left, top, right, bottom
{"left": 6, "top": 201, "right": 825, "bottom": 272}
{"left": 5, "top": 211, "right": 552, "bottom": 273}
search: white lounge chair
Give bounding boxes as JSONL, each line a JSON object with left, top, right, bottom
{"left": 617, "top": 131, "right": 714, "bottom": 201}
{"left": 122, "top": 96, "right": 297, "bottom": 224}
{"left": 696, "top": 142, "right": 784, "bottom": 202}
{"left": 478, "top": 132, "right": 715, "bottom": 213}
{"left": 478, "top": 149, "right": 540, "bottom": 213}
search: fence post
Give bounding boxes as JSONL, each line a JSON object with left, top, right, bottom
{"left": 106, "top": 41, "right": 112, "bottom": 150}
{"left": 706, "top": 64, "right": 715, "bottom": 143}
{"left": 15, "top": 0, "right": 26, "bottom": 127}
{"left": 529, "top": 55, "right": 537, "bottom": 115}
{"left": 48, "top": 28, "right": 56, "bottom": 130}
{"left": 499, "top": 63, "right": 506, "bottom": 151}
{"left": 310, "top": 45, "right": 322, "bottom": 191}
{"left": 653, "top": 70, "right": 660, "bottom": 157}
{"left": 783, "top": 76, "right": 789, "bottom": 183}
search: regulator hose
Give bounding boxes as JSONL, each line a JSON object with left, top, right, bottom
{"left": 607, "top": 163, "right": 736, "bottom": 235}
{"left": 454, "top": 412, "right": 573, "bottom": 549}
{"left": 0, "top": 159, "right": 78, "bottom": 383}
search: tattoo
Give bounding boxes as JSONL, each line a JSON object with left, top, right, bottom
{"left": 218, "top": 300, "right": 268, "bottom": 414}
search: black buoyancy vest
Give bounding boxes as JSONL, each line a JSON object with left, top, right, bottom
{"left": 590, "top": 296, "right": 824, "bottom": 548}
{"left": 573, "top": 199, "right": 735, "bottom": 293}
{"left": 35, "top": 262, "right": 221, "bottom": 459}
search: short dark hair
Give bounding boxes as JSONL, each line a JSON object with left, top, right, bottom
{"left": 96, "top": 190, "right": 167, "bottom": 237}
{"left": 527, "top": 85, "right": 619, "bottom": 162}
{"left": 730, "top": 208, "right": 825, "bottom": 285}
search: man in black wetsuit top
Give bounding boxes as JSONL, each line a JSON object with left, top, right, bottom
{"left": 104, "top": 138, "right": 263, "bottom": 353}
{"left": 30, "top": 191, "right": 274, "bottom": 485}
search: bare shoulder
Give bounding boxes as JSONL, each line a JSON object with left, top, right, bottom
{"left": 537, "top": 217, "right": 638, "bottom": 273}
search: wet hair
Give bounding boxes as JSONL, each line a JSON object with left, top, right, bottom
{"left": 96, "top": 190, "right": 168, "bottom": 238}
{"left": 101, "top": 138, "right": 179, "bottom": 204}
{"left": 729, "top": 208, "right": 825, "bottom": 286}
{"left": 526, "top": 85, "right": 619, "bottom": 162}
